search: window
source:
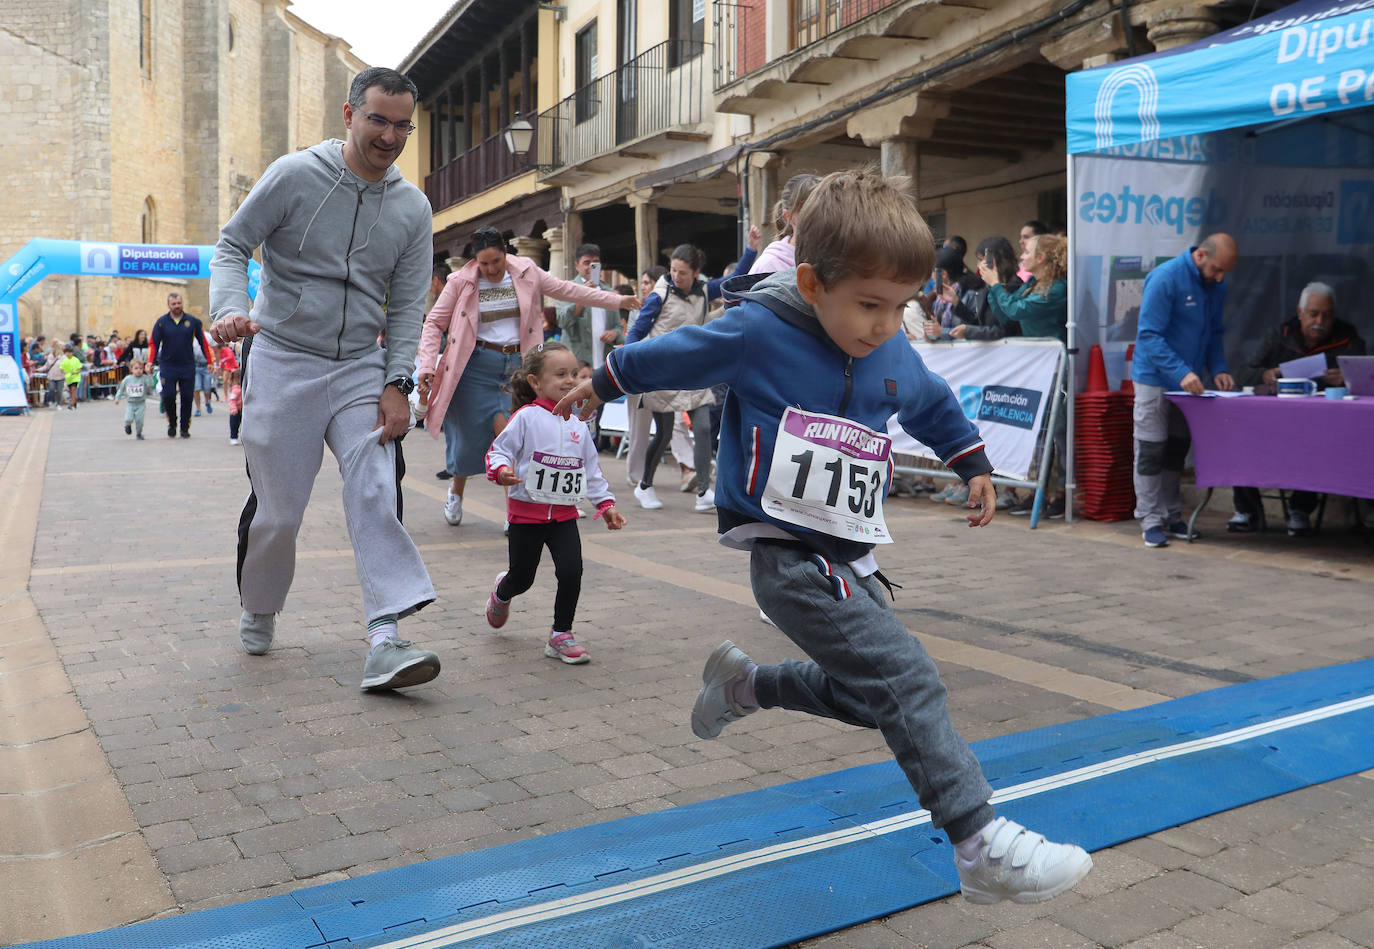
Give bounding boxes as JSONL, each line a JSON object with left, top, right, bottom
{"left": 140, "top": 197, "right": 156, "bottom": 244}
{"left": 669, "top": 0, "right": 705, "bottom": 67}
{"left": 139, "top": 0, "right": 153, "bottom": 77}
{"left": 574, "top": 22, "right": 598, "bottom": 122}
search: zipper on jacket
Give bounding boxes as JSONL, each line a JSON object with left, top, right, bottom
{"left": 337, "top": 190, "right": 363, "bottom": 359}
{"left": 837, "top": 355, "right": 854, "bottom": 416}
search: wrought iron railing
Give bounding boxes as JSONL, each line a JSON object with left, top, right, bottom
{"left": 424, "top": 120, "right": 538, "bottom": 212}
{"left": 715, "top": 0, "right": 905, "bottom": 89}
{"left": 537, "top": 39, "right": 707, "bottom": 175}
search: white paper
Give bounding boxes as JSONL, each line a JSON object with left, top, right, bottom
{"left": 1278, "top": 353, "right": 1328, "bottom": 379}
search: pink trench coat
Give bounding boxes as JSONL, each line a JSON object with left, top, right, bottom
{"left": 416, "top": 254, "right": 624, "bottom": 439}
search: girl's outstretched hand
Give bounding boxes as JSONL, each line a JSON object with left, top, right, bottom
{"left": 495, "top": 466, "right": 520, "bottom": 486}
{"left": 602, "top": 505, "right": 626, "bottom": 530}
{"left": 553, "top": 380, "right": 601, "bottom": 420}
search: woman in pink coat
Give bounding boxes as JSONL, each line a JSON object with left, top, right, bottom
{"left": 416, "top": 226, "right": 638, "bottom": 527}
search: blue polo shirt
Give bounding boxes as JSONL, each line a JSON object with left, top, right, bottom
{"left": 151, "top": 312, "right": 210, "bottom": 381}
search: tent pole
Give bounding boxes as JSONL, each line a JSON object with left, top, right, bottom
{"left": 1065, "top": 153, "right": 1077, "bottom": 524}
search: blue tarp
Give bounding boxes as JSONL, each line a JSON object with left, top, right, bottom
{"left": 1067, "top": 0, "right": 1374, "bottom": 154}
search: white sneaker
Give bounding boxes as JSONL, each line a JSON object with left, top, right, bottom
{"left": 694, "top": 489, "right": 716, "bottom": 512}
{"left": 444, "top": 491, "right": 463, "bottom": 525}
{"left": 229, "top": 438, "right": 239, "bottom": 446}
{"left": 957, "top": 817, "right": 1092, "bottom": 904}
{"left": 634, "top": 484, "right": 663, "bottom": 510}
{"left": 758, "top": 609, "right": 775, "bottom": 627}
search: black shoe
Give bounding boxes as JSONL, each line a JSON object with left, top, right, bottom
{"left": 1045, "top": 496, "right": 1066, "bottom": 519}
{"left": 167, "top": 424, "right": 176, "bottom": 437}
{"left": 1008, "top": 494, "right": 1036, "bottom": 516}
{"left": 124, "top": 423, "right": 132, "bottom": 435}
{"left": 436, "top": 469, "right": 452, "bottom": 480}
{"left": 136, "top": 433, "right": 145, "bottom": 440}
{"left": 180, "top": 430, "right": 191, "bottom": 439}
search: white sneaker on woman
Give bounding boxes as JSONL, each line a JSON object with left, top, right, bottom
{"left": 633, "top": 484, "right": 663, "bottom": 509}
{"left": 443, "top": 491, "right": 463, "bottom": 525}
{"left": 694, "top": 489, "right": 716, "bottom": 512}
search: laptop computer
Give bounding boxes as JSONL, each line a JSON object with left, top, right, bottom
{"left": 1337, "top": 355, "right": 1374, "bottom": 396}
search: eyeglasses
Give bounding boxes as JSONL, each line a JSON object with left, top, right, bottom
{"left": 358, "top": 109, "right": 417, "bottom": 137}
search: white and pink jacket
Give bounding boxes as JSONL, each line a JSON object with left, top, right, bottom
{"left": 485, "top": 398, "right": 616, "bottom": 524}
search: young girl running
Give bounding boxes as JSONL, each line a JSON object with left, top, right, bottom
{"left": 485, "top": 342, "right": 627, "bottom": 663}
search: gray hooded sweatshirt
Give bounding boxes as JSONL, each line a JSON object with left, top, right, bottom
{"left": 209, "top": 139, "right": 432, "bottom": 384}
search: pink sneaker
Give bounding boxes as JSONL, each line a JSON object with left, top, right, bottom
{"left": 486, "top": 572, "right": 510, "bottom": 628}
{"left": 545, "top": 630, "right": 590, "bottom": 664}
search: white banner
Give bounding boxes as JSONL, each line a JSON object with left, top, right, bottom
{"left": 887, "top": 339, "right": 1062, "bottom": 480}
{"left": 0, "top": 303, "right": 24, "bottom": 409}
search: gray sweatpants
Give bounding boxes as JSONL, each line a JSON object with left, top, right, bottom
{"left": 1131, "top": 382, "right": 1190, "bottom": 531}
{"left": 237, "top": 334, "right": 435, "bottom": 624}
{"left": 749, "top": 540, "right": 995, "bottom": 843}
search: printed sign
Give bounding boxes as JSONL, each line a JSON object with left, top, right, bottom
{"left": 525, "top": 451, "right": 586, "bottom": 504}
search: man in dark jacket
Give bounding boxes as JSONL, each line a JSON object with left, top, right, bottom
{"left": 149, "top": 292, "right": 212, "bottom": 438}
{"left": 1230, "top": 282, "right": 1366, "bottom": 536}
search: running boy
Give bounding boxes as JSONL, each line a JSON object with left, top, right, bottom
{"left": 486, "top": 343, "right": 626, "bottom": 664}
{"left": 59, "top": 345, "right": 83, "bottom": 410}
{"left": 114, "top": 359, "right": 153, "bottom": 438}
{"left": 555, "top": 169, "right": 1091, "bottom": 904}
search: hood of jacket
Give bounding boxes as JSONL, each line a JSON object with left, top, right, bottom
{"left": 720, "top": 268, "right": 832, "bottom": 345}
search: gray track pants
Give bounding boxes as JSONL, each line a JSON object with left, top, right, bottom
{"left": 749, "top": 540, "right": 995, "bottom": 843}
{"left": 1132, "top": 382, "right": 1190, "bottom": 531}
{"left": 237, "top": 335, "right": 435, "bottom": 624}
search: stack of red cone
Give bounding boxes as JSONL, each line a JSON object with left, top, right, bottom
{"left": 1076, "top": 345, "right": 1135, "bottom": 521}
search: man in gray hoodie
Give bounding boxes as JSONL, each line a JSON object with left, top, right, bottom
{"left": 209, "top": 67, "right": 440, "bottom": 692}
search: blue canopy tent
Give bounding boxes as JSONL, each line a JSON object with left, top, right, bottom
{"left": 0, "top": 240, "right": 260, "bottom": 411}
{"left": 1067, "top": 0, "right": 1374, "bottom": 384}
{"left": 1064, "top": 0, "right": 1374, "bottom": 514}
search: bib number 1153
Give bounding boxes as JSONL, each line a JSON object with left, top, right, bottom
{"left": 761, "top": 407, "right": 892, "bottom": 544}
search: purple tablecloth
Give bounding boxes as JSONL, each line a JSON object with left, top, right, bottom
{"left": 1167, "top": 394, "right": 1374, "bottom": 498}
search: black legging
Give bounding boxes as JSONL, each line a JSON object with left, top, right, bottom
{"left": 641, "top": 406, "right": 713, "bottom": 492}
{"left": 162, "top": 375, "right": 194, "bottom": 433}
{"left": 497, "top": 519, "right": 582, "bottom": 633}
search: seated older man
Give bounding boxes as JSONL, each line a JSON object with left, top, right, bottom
{"left": 1230, "top": 281, "right": 1367, "bottom": 536}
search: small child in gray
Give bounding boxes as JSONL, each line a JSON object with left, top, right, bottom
{"left": 114, "top": 360, "right": 153, "bottom": 439}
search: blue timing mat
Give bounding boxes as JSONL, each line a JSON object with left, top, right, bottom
{"left": 23, "top": 658, "right": 1374, "bottom": 949}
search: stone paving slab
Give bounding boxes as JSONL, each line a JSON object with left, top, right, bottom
{"left": 3, "top": 402, "right": 1373, "bottom": 947}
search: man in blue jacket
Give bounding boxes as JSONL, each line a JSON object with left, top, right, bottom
{"left": 1131, "top": 234, "right": 1237, "bottom": 548}
{"left": 149, "top": 293, "right": 212, "bottom": 438}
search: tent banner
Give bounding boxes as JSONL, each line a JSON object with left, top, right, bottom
{"left": 887, "top": 340, "right": 1062, "bottom": 481}
{"left": 0, "top": 302, "right": 22, "bottom": 409}
{"left": 1067, "top": 4, "right": 1374, "bottom": 154}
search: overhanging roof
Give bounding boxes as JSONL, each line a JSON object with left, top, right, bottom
{"left": 399, "top": 0, "right": 538, "bottom": 103}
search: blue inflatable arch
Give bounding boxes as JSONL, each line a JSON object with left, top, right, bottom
{"left": 0, "top": 239, "right": 260, "bottom": 409}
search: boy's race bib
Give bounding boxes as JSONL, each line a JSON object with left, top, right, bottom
{"left": 761, "top": 407, "right": 892, "bottom": 544}
{"left": 125, "top": 378, "right": 149, "bottom": 399}
{"left": 525, "top": 452, "right": 586, "bottom": 504}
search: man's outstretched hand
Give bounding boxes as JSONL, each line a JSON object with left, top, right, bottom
{"left": 553, "top": 380, "right": 601, "bottom": 421}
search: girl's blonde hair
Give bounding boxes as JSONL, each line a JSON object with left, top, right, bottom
{"left": 1028, "top": 234, "right": 1067, "bottom": 298}
{"left": 509, "top": 341, "right": 571, "bottom": 411}
{"left": 773, "top": 173, "right": 820, "bottom": 238}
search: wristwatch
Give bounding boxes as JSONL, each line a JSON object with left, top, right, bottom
{"left": 387, "top": 376, "right": 416, "bottom": 396}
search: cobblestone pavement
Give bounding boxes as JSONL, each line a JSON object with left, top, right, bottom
{"left": 3, "top": 400, "right": 1373, "bottom": 947}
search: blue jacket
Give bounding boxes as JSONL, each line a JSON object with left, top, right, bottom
{"left": 594, "top": 270, "right": 991, "bottom": 561}
{"left": 1132, "top": 249, "right": 1228, "bottom": 388}
{"left": 627, "top": 246, "right": 757, "bottom": 343}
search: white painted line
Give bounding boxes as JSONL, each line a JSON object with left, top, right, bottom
{"left": 373, "top": 692, "right": 1374, "bottom": 949}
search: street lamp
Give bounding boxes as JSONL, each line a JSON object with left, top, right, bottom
{"left": 502, "top": 118, "right": 534, "bottom": 156}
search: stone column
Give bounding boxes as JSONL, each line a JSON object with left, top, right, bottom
{"left": 746, "top": 152, "right": 780, "bottom": 237}
{"left": 631, "top": 199, "right": 659, "bottom": 275}
{"left": 1145, "top": 3, "right": 1218, "bottom": 51}
{"left": 846, "top": 93, "right": 948, "bottom": 201}
{"left": 542, "top": 226, "right": 566, "bottom": 285}
{"left": 511, "top": 235, "right": 550, "bottom": 269}
{"left": 560, "top": 211, "right": 583, "bottom": 281}
{"left": 879, "top": 139, "right": 919, "bottom": 197}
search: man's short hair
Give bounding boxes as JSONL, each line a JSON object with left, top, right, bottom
{"left": 943, "top": 235, "right": 967, "bottom": 258}
{"left": 1299, "top": 281, "right": 1336, "bottom": 310}
{"left": 349, "top": 67, "right": 419, "bottom": 109}
{"left": 574, "top": 243, "right": 601, "bottom": 260}
{"left": 1022, "top": 219, "right": 1050, "bottom": 235}
{"left": 793, "top": 168, "right": 935, "bottom": 289}
{"left": 167, "top": 292, "right": 181, "bottom": 302}
{"left": 433, "top": 262, "right": 451, "bottom": 281}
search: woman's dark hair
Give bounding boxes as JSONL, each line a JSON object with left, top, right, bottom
{"left": 975, "top": 236, "right": 1018, "bottom": 287}
{"left": 670, "top": 244, "right": 705, "bottom": 272}
{"left": 133, "top": 329, "right": 148, "bottom": 345}
{"left": 471, "top": 226, "right": 507, "bottom": 255}
{"left": 642, "top": 265, "right": 667, "bottom": 285}
{"left": 509, "top": 341, "right": 571, "bottom": 411}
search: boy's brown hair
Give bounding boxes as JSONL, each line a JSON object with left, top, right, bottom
{"left": 793, "top": 168, "right": 935, "bottom": 289}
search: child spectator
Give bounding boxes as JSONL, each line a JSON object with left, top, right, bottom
{"left": 227, "top": 369, "right": 243, "bottom": 445}
{"left": 114, "top": 359, "right": 153, "bottom": 438}
{"left": 556, "top": 168, "right": 1091, "bottom": 905}
{"left": 59, "top": 345, "right": 83, "bottom": 411}
{"left": 484, "top": 342, "right": 626, "bottom": 664}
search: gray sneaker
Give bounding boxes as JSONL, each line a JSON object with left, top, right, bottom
{"left": 360, "top": 637, "right": 440, "bottom": 691}
{"left": 239, "top": 611, "right": 275, "bottom": 655}
{"left": 691, "top": 640, "right": 757, "bottom": 739}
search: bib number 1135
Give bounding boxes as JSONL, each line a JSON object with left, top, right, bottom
{"left": 761, "top": 407, "right": 892, "bottom": 544}
{"left": 525, "top": 452, "right": 586, "bottom": 504}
